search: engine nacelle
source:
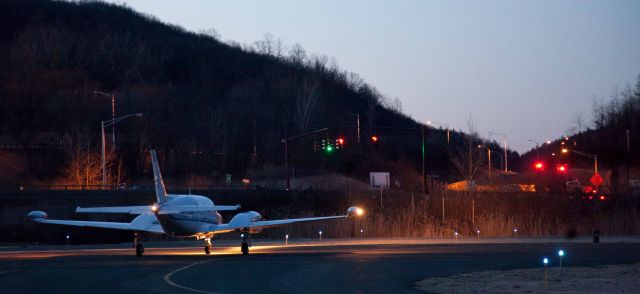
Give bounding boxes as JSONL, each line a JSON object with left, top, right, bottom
{"left": 228, "top": 211, "right": 262, "bottom": 229}
{"left": 347, "top": 206, "right": 365, "bottom": 218}
{"left": 27, "top": 211, "right": 48, "bottom": 219}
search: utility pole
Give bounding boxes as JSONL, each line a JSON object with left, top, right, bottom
{"left": 627, "top": 129, "right": 630, "bottom": 193}
{"left": 356, "top": 113, "right": 361, "bottom": 144}
{"left": 422, "top": 125, "right": 427, "bottom": 194}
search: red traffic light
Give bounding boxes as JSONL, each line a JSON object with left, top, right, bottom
{"left": 556, "top": 164, "right": 568, "bottom": 173}
{"left": 337, "top": 138, "right": 344, "bottom": 145}
{"left": 371, "top": 135, "right": 379, "bottom": 143}
{"left": 533, "top": 162, "right": 544, "bottom": 171}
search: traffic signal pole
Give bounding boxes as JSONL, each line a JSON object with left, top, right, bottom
{"left": 282, "top": 127, "right": 329, "bottom": 190}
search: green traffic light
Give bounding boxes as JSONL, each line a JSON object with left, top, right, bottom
{"left": 326, "top": 145, "right": 333, "bottom": 152}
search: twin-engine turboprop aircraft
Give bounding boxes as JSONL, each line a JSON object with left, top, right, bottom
{"left": 28, "top": 150, "right": 364, "bottom": 256}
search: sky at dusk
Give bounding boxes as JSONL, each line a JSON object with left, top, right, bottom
{"left": 107, "top": 0, "right": 640, "bottom": 153}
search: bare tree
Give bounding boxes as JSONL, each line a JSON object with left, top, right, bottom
{"left": 295, "top": 78, "right": 322, "bottom": 132}
{"left": 288, "top": 43, "right": 307, "bottom": 65}
{"left": 61, "top": 131, "right": 119, "bottom": 186}
{"left": 198, "top": 28, "right": 221, "bottom": 40}
{"left": 449, "top": 119, "right": 485, "bottom": 189}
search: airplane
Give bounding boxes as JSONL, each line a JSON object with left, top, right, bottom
{"left": 27, "top": 150, "right": 364, "bottom": 257}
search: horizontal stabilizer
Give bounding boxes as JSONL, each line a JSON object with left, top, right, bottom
{"left": 76, "top": 206, "right": 153, "bottom": 214}
{"left": 157, "top": 205, "right": 241, "bottom": 214}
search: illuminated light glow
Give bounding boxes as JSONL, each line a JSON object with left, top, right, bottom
{"left": 338, "top": 138, "right": 344, "bottom": 144}
{"left": 151, "top": 204, "right": 158, "bottom": 212}
{"left": 454, "top": 231, "right": 458, "bottom": 236}
{"left": 599, "top": 195, "right": 606, "bottom": 201}
{"left": 360, "top": 229, "right": 364, "bottom": 233}
{"left": 546, "top": 140, "right": 552, "bottom": 144}
{"left": 534, "top": 162, "right": 544, "bottom": 170}
{"left": 318, "top": 231, "right": 322, "bottom": 235}
{"left": 543, "top": 257, "right": 549, "bottom": 265}
{"left": 556, "top": 164, "right": 568, "bottom": 173}
{"left": 513, "top": 228, "right": 518, "bottom": 232}
{"left": 562, "top": 148, "right": 569, "bottom": 153}
{"left": 588, "top": 196, "right": 593, "bottom": 200}
{"left": 558, "top": 250, "right": 564, "bottom": 257}
{"left": 371, "top": 136, "right": 379, "bottom": 142}
{"left": 355, "top": 207, "right": 364, "bottom": 216}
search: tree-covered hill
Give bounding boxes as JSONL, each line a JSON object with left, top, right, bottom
{"left": 0, "top": 0, "right": 484, "bottom": 187}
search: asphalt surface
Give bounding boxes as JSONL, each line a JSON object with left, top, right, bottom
{"left": 2, "top": 238, "right": 640, "bottom": 294}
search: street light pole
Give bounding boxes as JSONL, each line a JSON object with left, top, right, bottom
{"left": 94, "top": 91, "right": 117, "bottom": 147}
{"left": 111, "top": 94, "right": 115, "bottom": 146}
{"left": 427, "top": 121, "right": 450, "bottom": 145}
{"left": 101, "top": 113, "right": 143, "bottom": 187}
{"left": 627, "top": 129, "right": 630, "bottom": 192}
{"left": 101, "top": 121, "right": 106, "bottom": 187}
{"left": 562, "top": 148, "right": 598, "bottom": 174}
{"left": 422, "top": 125, "right": 427, "bottom": 194}
{"left": 489, "top": 132, "right": 508, "bottom": 172}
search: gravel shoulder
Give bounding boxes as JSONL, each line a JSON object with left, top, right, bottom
{"left": 415, "top": 263, "right": 640, "bottom": 293}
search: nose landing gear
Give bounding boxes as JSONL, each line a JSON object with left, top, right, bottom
{"left": 241, "top": 228, "right": 250, "bottom": 256}
{"left": 204, "top": 238, "right": 212, "bottom": 255}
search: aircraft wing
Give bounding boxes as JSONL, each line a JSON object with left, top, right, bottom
{"left": 213, "top": 207, "right": 364, "bottom": 232}
{"left": 76, "top": 206, "right": 152, "bottom": 214}
{"left": 245, "top": 215, "right": 348, "bottom": 229}
{"left": 27, "top": 211, "right": 164, "bottom": 234}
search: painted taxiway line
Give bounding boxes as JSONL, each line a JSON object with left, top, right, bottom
{"left": 163, "top": 260, "right": 218, "bottom": 294}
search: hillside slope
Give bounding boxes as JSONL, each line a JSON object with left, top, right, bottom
{"left": 0, "top": 0, "right": 459, "bottom": 186}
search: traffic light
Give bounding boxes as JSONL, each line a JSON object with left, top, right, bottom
{"left": 556, "top": 164, "right": 568, "bottom": 173}
{"left": 325, "top": 143, "right": 334, "bottom": 153}
{"left": 533, "top": 162, "right": 545, "bottom": 171}
{"left": 371, "top": 135, "right": 379, "bottom": 143}
{"left": 335, "top": 137, "right": 345, "bottom": 149}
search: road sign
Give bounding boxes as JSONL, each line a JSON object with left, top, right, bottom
{"left": 590, "top": 173, "right": 604, "bottom": 187}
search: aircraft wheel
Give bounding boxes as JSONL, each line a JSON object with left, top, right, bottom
{"left": 136, "top": 243, "right": 144, "bottom": 257}
{"left": 241, "top": 241, "right": 249, "bottom": 256}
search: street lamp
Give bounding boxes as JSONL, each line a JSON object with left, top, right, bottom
{"left": 477, "top": 145, "right": 503, "bottom": 182}
{"left": 426, "top": 121, "right": 450, "bottom": 144}
{"left": 561, "top": 148, "right": 598, "bottom": 174}
{"left": 94, "top": 91, "right": 116, "bottom": 145}
{"left": 488, "top": 131, "right": 508, "bottom": 172}
{"left": 101, "top": 113, "right": 143, "bottom": 187}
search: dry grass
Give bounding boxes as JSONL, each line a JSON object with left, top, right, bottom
{"left": 256, "top": 189, "right": 640, "bottom": 240}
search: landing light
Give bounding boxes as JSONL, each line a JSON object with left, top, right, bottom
{"left": 151, "top": 204, "right": 158, "bottom": 212}
{"left": 355, "top": 207, "right": 364, "bottom": 216}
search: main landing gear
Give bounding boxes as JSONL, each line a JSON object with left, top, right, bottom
{"left": 241, "top": 228, "right": 250, "bottom": 256}
{"left": 204, "top": 238, "right": 212, "bottom": 255}
{"left": 134, "top": 232, "right": 144, "bottom": 257}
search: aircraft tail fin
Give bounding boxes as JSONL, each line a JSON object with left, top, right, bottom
{"left": 150, "top": 150, "right": 167, "bottom": 204}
